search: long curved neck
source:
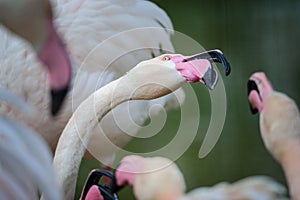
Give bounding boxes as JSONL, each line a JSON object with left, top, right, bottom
{"left": 279, "top": 139, "right": 300, "bottom": 200}
{"left": 53, "top": 76, "right": 131, "bottom": 200}
{"left": 261, "top": 92, "right": 300, "bottom": 199}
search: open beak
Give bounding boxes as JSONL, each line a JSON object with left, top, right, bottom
{"left": 37, "top": 19, "right": 71, "bottom": 116}
{"left": 184, "top": 49, "right": 231, "bottom": 76}
{"left": 80, "top": 169, "right": 123, "bottom": 200}
{"left": 173, "top": 49, "right": 231, "bottom": 90}
{"left": 202, "top": 66, "right": 218, "bottom": 90}
{"left": 247, "top": 80, "right": 260, "bottom": 114}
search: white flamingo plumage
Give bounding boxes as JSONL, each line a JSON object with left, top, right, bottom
{"left": 248, "top": 72, "right": 300, "bottom": 200}
{"left": 0, "top": 0, "right": 184, "bottom": 162}
{"left": 112, "top": 155, "right": 287, "bottom": 200}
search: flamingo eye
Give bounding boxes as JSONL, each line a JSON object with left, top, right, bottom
{"left": 162, "top": 55, "right": 171, "bottom": 61}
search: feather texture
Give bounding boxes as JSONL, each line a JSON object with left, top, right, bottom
{"left": 0, "top": 88, "right": 62, "bottom": 200}
{"left": 0, "top": 0, "right": 184, "bottom": 162}
{"left": 116, "top": 155, "right": 287, "bottom": 200}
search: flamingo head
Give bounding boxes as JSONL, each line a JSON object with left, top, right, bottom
{"left": 248, "top": 72, "right": 274, "bottom": 114}
{"left": 123, "top": 49, "right": 231, "bottom": 100}
{"left": 115, "top": 155, "right": 186, "bottom": 200}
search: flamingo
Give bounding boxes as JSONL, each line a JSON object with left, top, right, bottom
{"left": 0, "top": 87, "right": 62, "bottom": 200}
{"left": 248, "top": 72, "right": 300, "bottom": 200}
{"left": 93, "top": 155, "right": 287, "bottom": 200}
{"left": 0, "top": 0, "right": 186, "bottom": 158}
{"left": 53, "top": 50, "right": 231, "bottom": 199}
{"left": 0, "top": 0, "right": 71, "bottom": 115}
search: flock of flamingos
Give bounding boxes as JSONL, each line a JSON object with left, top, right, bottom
{"left": 0, "top": 0, "right": 299, "bottom": 200}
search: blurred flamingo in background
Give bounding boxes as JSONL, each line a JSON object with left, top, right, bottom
{"left": 0, "top": 0, "right": 71, "bottom": 115}
{"left": 97, "top": 155, "right": 287, "bottom": 200}
{"left": 54, "top": 51, "right": 231, "bottom": 199}
{"left": 248, "top": 72, "right": 300, "bottom": 200}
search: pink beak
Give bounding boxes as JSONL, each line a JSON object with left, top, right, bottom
{"left": 37, "top": 18, "right": 71, "bottom": 116}
{"left": 247, "top": 72, "right": 274, "bottom": 114}
{"left": 172, "top": 49, "right": 231, "bottom": 90}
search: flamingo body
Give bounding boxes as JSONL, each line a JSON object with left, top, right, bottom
{"left": 114, "top": 155, "right": 287, "bottom": 200}
{"left": 0, "top": 0, "right": 183, "bottom": 156}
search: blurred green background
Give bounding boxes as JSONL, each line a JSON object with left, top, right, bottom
{"left": 76, "top": 0, "right": 300, "bottom": 198}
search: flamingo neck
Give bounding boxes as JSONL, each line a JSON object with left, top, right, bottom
{"left": 279, "top": 139, "right": 300, "bottom": 200}
{"left": 154, "top": 192, "right": 184, "bottom": 200}
{"left": 53, "top": 76, "right": 132, "bottom": 199}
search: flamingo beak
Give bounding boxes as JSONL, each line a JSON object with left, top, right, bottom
{"left": 172, "top": 49, "right": 231, "bottom": 90}
{"left": 37, "top": 18, "right": 71, "bottom": 116}
{"left": 247, "top": 80, "right": 260, "bottom": 114}
{"left": 247, "top": 72, "right": 274, "bottom": 115}
{"left": 184, "top": 49, "right": 231, "bottom": 76}
{"left": 80, "top": 169, "right": 123, "bottom": 200}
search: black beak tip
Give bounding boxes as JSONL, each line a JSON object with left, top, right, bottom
{"left": 247, "top": 80, "right": 259, "bottom": 96}
{"left": 50, "top": 86, "right": 69, "bottom": 116}
{"left": 225, "top": 66, "right": 231, "bottom": 76}
{"left": 208, "top": 50, "right": 231, "bottom": 76}
{"left": 249, "top": 105, "right": 258, "bottom": 115}
{"left": 247, "top": 80, "right": 259, "bottom": 115}
{"left": 81, "top": 169, "right": 123, "bottom": 200}
{"left": 219, "top": 52, "right": 231, "bottom": 76}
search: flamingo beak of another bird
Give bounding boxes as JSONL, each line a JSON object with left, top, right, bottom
{"left": 247, "top": 79, "right": 261, "bottom": 114}
{"left": 247, "top": 72, "right": 274, "bottom": 114}
{"left": 80, "top": 169, "right": 123, "bottom": 200}
{"left": 37, "top": 18, "right": 71, "bottom": 116}
{"left": 171, "top": 49, "right": 231, "bottom": 90}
